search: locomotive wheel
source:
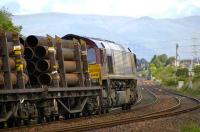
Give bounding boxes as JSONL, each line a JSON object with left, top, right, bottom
{"left": 76, "top": 113, "right": 80, "bottom": 118}
{"left": 55, "top": 115, "right": 59, "bottom": 121}
{"left": 50, "top": 115, "right": 54, "bottom": 122}
{"left": 122, "top": 104, "right": 127, "bottom": 110}
{"left": 101, "top": 108, "right": 107, "bottom": 114}
{"left": 64, "top": 114, "right": 70, "bottom": 120}
{"left": 45, "top": 116, "right": 50, "bottom": 122}
{"left": 23, "top": 119, "right": 30, "bottom": 125}
{"left": 37, "top": 116, "right": 43, "bottom": 123}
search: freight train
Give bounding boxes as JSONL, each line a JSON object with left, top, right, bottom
{"left": 0, "top": 31, "right": 138, "bottom": 128}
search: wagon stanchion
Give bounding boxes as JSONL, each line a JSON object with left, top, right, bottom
{"left": 0, "top": 31, "right": 13, "bottom": 89}
{"left": 13, "top": 32, "right": 26, "bottom": 89}
{"left": 73, "top": 38, "right": 84, "bottom": 87}
{"left": 80, "top": 39, "right": 91, "bottom": 86}
{"left": 47, "top": 35, "right": 59, "bottom": 87}
{"left": 55, "top": 36, "right": 67, "bottom": 87}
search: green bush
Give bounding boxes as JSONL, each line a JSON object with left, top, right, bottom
{"left": 176, "top": 68, "right": 189, "bottom": 77}
{"left": 194, "top": 65, "right": 200, "bottom": 77}
{"left": 163, "top": 77, "right": 177, "bottom": 86}
{"left": 181, "top": 122, "right": 200, "bottom": 132}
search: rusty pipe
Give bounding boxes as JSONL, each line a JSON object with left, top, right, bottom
{"left": 61, "top": 39, "right": 74, "bottom": 49}
{"left": 39, "top": 73, "right": 79, "bottom": 86}
{"left": 62, "top": 48, "right": 75, "bottom": 60}
{"left": 35, "top": 45, "right": 75, "bottom": 60}
{"left": 0, "top": 42, "right": 24, "bottom": 54}
{"left": 24, "top": 47, "right": 34, "bottom": 60}
{"left": 0, "top": 58, "right": 26, "bottom": 70}
{"left": 26, "top": 35, "right": 48, "bottom": 47}
{"left": 21, "top": 73, "right": 29, "bottom": 84}
{"left": 65, "top": 73, "right": 79, "bottom": 86}
{"left": 0, "top": 57, "right": 15, "bottom": 69}
{"left": 26, "top": 35, "right": 74, "bottom": 48}
{"left": 0, "top": 73, "right": 17, "bottom": 85}
{"left": 36, "top": 59, "right": 77, "bottom": 73}
{"left": 64, "top": 61, "right": 76, "bottom": 72}
{"left": 22, "top": 58, "right": 27, "bottom": 70}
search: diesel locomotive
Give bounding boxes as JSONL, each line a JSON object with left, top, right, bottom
{"left": 0, "top": 32, "right": 138, "bottom": 128}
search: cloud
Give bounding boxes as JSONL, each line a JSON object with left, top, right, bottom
{"left": 0, "top": 0, "right": 200, "bottom": 18}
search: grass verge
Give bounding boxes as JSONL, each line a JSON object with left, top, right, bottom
{"left": 181, "top": 122, "right": 200, "bottom": 132}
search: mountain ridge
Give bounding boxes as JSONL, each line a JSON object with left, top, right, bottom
{"left": 13, "top": 13, "right": 200, "bottom": 60}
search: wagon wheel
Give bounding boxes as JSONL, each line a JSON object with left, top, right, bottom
{"left": 7, "top": 116, "right": 15, "bottom": 128}
{"left": 23, "top": 118, "right": 30, "bottom": 125}
{"left": 14, "top": 118, "right": 21, "bottom": 127}
{"left": 0, "top": 122, "right": 4, "bottom": 129}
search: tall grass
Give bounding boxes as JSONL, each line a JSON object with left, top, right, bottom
{"left": 181, "top": 122, "right": 200, "bottom": 132}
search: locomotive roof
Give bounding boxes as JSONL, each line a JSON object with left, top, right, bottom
{"left": 62, "top": 34, "right": 131, "bottom": 52}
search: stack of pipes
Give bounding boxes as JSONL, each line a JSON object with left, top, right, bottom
{"left": 25, "top": 35, "right": 79, "bottom": 87}
{"left": 0, "top": 32, "right": 29, "bottom": 88}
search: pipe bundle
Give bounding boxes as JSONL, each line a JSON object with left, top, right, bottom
{"left": 0, "top": 33, "right": 29, "bottom": 88}
{"left": 25, "top": 35, "right": 79, "bottom": 87}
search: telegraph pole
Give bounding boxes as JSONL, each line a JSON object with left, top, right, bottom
{"left": 175, "top": 43, "right": 179, "bottom": 67}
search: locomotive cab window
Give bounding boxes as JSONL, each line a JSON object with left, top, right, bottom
{"left": 87, "top": 48, "right": 96, "bottom": 64}
{"left": 107, "top": 56, "right": 114, "bottom": 73}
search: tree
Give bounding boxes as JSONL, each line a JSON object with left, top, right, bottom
{"left": 176, "top": 68, "right": 189, "bottom": 77}
{"left": 158, "top": 54, "right": 168, "bottom": 64}
{"left": 166, "top": 57, "right": 175, "bottom": 66}
{"left": 0, "top": 8, "right": 22, "bottom": 32}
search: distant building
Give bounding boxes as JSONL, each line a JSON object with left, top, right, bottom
{"left": 179, "top": 59, "right": 192, "bottom": 68}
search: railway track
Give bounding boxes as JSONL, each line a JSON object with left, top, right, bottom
{"left": 51, "top": 88, "right": 184, "bottom": 132}
{"left": 0, "top": 87, "right": 155, "bottom": 132}
{"left": 3, "top": 85, "right": 197, "bottom": 132}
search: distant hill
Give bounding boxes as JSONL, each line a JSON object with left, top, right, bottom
{"left": 13, "top": 13, "right": 200, "bottom": 60}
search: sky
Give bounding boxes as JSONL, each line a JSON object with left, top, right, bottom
{"left": 0, "top": 0, "right": 200, "bottom": 18}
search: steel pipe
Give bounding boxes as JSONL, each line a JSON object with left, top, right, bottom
{"left": 27, "top": 61, "right": 36, "bottom": 74}
{"left": 36, "top": 59, "right": 50, "bottom": 72}
{"left": 61, "top": 39, "right": 74, "bottom": 49}
{"left": 36, "top": 59, "right": 76, "bottom": 73}
{"left": 26, "top": 35, "right": 74, "bottom": 48}
{"left": 0, "top": 57, "right": 15, "bottom": 69}
{"left": 24, "top": 47, "right": 34, "bottom": 60}
{"left": 0, "top": 73, "right": 17, "bottom": 85}
{"left": 38, "top": 73, "right": 52, "bottom": 85}
{"left": 29, "top": 75, "right": 39, "bottom": 85}
{"left": 22, "top": 58, "right": 27, "bottom": 70}
{"left": 0, "top": 42, "right": 24, "bottom": 55}
{"left": 26, "top": 35, "right": 48, "bottom": 47}
{"left": 21, "top": 73, "right": 29, "bottom": 84}
{"left": 0, "top": 58, "right": 26, "bottom": 70}
{"left": 19, "top": 37, "right": 25, "bottom": 45}
{"left": 64, "top": 61, "right": 76, "bottom": 72}
{"left": 39, "top": 73, "right": 79, "bottom": 86}
{"left": 35, "top": 45, "right": 75, "bottom": 60}
{"left": 65, "top": 73, "right": 79, "bottom": 86}
{"left": 62, "top": 48, "right": 75, "bottom": 60}
{"left": 35, "top": 45, "right": 48, "bottom": 58}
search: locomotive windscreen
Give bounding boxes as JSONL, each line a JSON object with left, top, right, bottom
{"left": 87, "top": 48, "right": 96, "bottom": 64}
